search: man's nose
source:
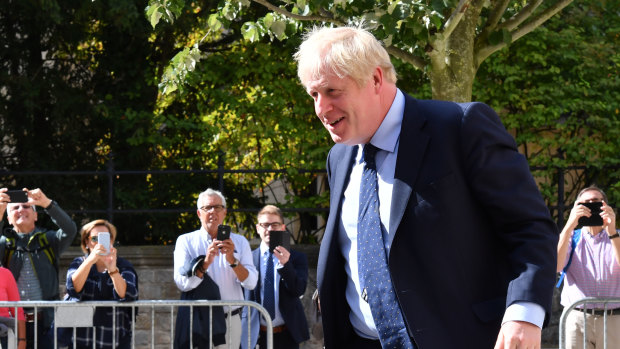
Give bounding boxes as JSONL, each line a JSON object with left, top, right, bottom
{"left": 315, "top": 94, "right": 332, "bottom": 117}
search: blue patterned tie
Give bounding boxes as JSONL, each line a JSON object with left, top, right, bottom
{"left": 263, "top": 251, "right": 276, "bottom": 319}
{"left": 357, "top": 144, "right": 414, "bottom": 349}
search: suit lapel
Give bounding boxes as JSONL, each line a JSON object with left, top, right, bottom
{"left": 317, "top": 145, "right": 356, "bottom": 287}
{"left": 387, "top": 95, "right": 429, "bottom": 249}
{"left": 252, "top": 248, "right": 262, "bottom": 303}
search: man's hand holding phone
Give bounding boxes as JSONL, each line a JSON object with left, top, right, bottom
{"left": 215, "top": 224, "right": 237, "bottom": 264}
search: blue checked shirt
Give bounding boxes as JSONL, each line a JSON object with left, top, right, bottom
{"left": 65, "top": 256, "right": 139, "bottom": 348}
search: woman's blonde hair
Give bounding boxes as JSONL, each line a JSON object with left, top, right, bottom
{"left": 294, "top": 26, "right": 397, "bottom": 88}
{"left": 80, "top": 219, "right": 117, "bottom": 254}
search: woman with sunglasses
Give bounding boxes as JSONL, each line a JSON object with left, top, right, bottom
{"left": 62, "top": 219, "right": 138, "bottom": 349}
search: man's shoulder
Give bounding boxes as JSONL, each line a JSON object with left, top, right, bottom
{"left": 176, "top": 229, "right": 202, "bottom": 242}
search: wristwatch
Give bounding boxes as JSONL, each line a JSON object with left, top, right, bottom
{"left": 229, "top": 258, "right": 239, "bottom": 268}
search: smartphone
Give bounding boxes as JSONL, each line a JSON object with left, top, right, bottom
{"left": 578, "top": 202, "right": 604, "bottom": 226}
{"left": 97, "top": 232, "right": 111, "bottom": 255}
{"left": 269, "top": 230, "right": 291, "bottom": 254}
{"left": 217, "top": 224, "right": 231, "bottom": 241}
{"left": 6, "top": 190, "right": 28, "bottom": 203}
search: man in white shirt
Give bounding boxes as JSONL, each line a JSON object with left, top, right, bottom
{"left": 174, "top": 188, "right": 258, "bottom": 349}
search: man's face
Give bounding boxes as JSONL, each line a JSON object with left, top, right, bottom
{"left": 197, "top": 195, "right": 227, "bottom": 236}
{"left": 6, "top": 203, "right": 37, "bottom": 233}
{"left": 305, "top": 71, "right": 383, "bottom": 145}
{"left": 256, "top": 213, "right": 284, "bottom": 245}
{"left": 578, "top": 190, "right": 604, "bottom": 204}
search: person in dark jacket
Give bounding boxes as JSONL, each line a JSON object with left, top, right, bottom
{"left": 241, "top": 205, "right": 309, "bottom": 349}
{"left": 0, "top": 187, "right": 77, "bottom": 349}
{"left": 294, "top": 26, "right": 558, "bottom": 349}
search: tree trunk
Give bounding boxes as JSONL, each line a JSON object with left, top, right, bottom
{"left": 428, "top": 6, "right": 481, "bottom": 103}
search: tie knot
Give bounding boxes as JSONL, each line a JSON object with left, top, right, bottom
{"left": 363, "top": 144, "right": 378, "bottom": 167}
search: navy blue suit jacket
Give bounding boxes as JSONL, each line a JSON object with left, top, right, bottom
{"left": 242, "top": 248, "right": 310, "bottom": 348}
{"left": 316, "top": 95, "right": 559, "bottom": 349}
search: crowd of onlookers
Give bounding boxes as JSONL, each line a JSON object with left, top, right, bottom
{"left": 0, "top": 187, "right": 310, "bottom": 349}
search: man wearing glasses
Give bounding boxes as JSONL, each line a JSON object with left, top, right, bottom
{"left": 241, "top": 205, "right": 309, "bottom": 349}
{"left": 0, "top": 187, "right": 77, "bottom": 349}
{"left": 173, "top": 188, "right": 257, "bottom": 349}
{"left": 557, "top": 185, "right": 620, "bottom": 348}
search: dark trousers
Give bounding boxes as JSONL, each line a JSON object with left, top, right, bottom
{"left": 26, "top": 321, "right": 53, "bottom": 349}
{"left": 350, "top": 332, "right": 382, "bottom": 349}
{"left": 258, "top": 328, "right": 298, "bottom": 349}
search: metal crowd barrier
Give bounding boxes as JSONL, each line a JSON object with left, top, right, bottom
{"left": 0, "top": 300, "right": 272, "bottom": 349}
{"left": 559, "top": 297, "right": 620, "bottom": 349}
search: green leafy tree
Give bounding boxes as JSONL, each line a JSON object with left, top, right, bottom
{"left": 0, "top": 0, "right": 253, "bottom": 245}
{"left": 474, "top": 0, "right": 620, "bottom": 223}
{"left": 147, "top": 0, "right": 574, "bottom": 102}
{"left": 143, "top": 34, "right": 332, "bottom": 242}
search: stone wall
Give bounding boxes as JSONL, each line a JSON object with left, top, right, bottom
{"left": 58, "top": 245, "right": 561, "bottom": 348}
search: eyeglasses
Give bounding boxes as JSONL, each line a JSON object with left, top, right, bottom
{"left": 8, "top": 204, "right": 32, "bottom": 211}
{"left": 257, "top": 222, "right": 284, "bottom": 229}
{"left": 200, "top": 205, "right": 225, "bottom": 212}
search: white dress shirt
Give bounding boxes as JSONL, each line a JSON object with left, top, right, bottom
{"left": 173, "top": 227, "right": 258, "bottom": 311}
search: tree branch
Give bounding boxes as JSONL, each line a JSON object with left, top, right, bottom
{"left": 478, "top": 0, "right": 511, "bottom": 39}
{"left": 497, "top": 0, "right": 544, "bottom": 31}
{"left": 386, "top": 46, "right": 426, "bottom": 71}
{"left": 475, "top": 0, "right": 574, "bottom": 67}
{"left": 509, "top": 0, "right": 574, "bottom": 42}
{"left": 251, "top": 0, "right": 346, "bottom": 25}
{"left": 441, "top": 0, "right": 472, "bottom": 39}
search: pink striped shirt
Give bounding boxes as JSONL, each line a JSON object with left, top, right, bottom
{"left": 560, "top": 229, "right": 620, "bottom": 309}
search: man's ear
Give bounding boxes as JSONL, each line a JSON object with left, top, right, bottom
{"left": 372, "top": 67, "right": 384, "bottom": 92}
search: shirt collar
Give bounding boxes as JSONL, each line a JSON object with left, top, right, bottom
{"left": 368, "top": 88, "right": 404, "bottom": 153}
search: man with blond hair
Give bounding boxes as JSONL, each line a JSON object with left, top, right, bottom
{"left": 294, "top": 26, "right": 558, "bottom": 349}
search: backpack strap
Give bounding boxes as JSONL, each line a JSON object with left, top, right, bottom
{"left": 35, "top": 232, "right": 58, "bottom": 273}
{"left": 556, "top": 229, "right": 582, "bottom": 288}
{"left": 1, "top": 231, "right": 57, "bottom": 272}
{"left": 2, "top": 236, "right": 16, "bottom": 268}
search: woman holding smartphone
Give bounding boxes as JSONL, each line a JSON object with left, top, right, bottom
{"left": 63, "top": 219, "right": 138, "bottom": 349}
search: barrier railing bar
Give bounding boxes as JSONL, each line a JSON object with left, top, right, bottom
{"left": 0, "top": 300, "right": 272, "bottom": 349}
{"left": 558, "top": 297, "right": 620, "bottom": 349}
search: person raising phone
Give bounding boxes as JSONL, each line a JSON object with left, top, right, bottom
{"left": 0, "top": 187, "right": 77, "bottom": 349}
{"left": 63, "top": 219, "right": 138, "bottom": 348}
{"left": 557, "top": 185, "right": 620, "bottom": 348}
{"left": 173, "top": 188, "right": 257, "bottom": 349}
{"left": 241, "top": 205, "right": 310, "bottom": 349}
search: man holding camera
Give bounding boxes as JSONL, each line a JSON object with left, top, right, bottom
{"left": 173, "top": 188, "right": 257, "bottom": 349}
{"left": 557, "top": 185, "right": 620, "bottom": 348}
{"left": 0, "top": 187, "right": 77, "bottom": 349}
{"left": 241, "top": 205, "right": 309, "bottom": 349}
